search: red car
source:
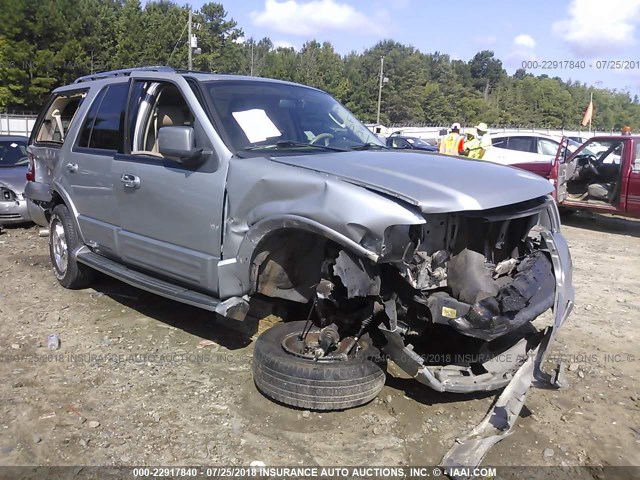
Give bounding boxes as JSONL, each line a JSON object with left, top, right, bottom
{"left": 512, "top": 135, "right": 640, "bottom": 218}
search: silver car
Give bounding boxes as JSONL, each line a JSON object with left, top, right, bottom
{"left": 0, "top": 135, "right": 31, "bottom": 225}
{"left": 26, "top": 67, "right": 574, "bottom": 414}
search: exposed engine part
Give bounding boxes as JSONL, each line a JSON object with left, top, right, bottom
{"left": 397, "top": 249, "right": 449, "bottom": 291}
{"left": 315, "top": 323, "right": 340, "bottom": 358}
{"left": 448, "top": 251, "right": 555, "bottom": 341}
{"left": 493, "top": 258, "right": 517, "bottom": 278}
{"left": 448, "top": 248, "right": 498, "bottom": 304}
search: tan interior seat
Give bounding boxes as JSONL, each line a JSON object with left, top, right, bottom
{"left": 149, "top": 105, "right": 186, "bottom": 154}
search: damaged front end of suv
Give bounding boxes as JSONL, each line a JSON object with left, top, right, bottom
{"left": 243, "top": 179, "right": 574, "bottom": 403}
{"left": 310, "top": 194, "right": 573, "bottom": 394}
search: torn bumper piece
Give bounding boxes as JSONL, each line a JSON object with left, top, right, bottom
{"left": 380, "top": 229, "right": 574, "bottom": 394}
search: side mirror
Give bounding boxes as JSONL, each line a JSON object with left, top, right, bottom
{"left": 158, "top": 126, "right": 203, "bottom": 162}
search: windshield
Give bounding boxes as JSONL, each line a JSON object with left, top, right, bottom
{"left": 567, "top": 138, "right": 595, "bottom": 156}
{"left": 0, "top": 140, "right": 28, "bottom": 167}
{"left": 406, "top": 137, "right": 431, "bottom": 147}
{"left": 203, "top": 80, "right": 383, "bottom": 154}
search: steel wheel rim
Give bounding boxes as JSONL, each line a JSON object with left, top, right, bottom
{"left": 51, "top": 219, "right": 68, "bottom": 275}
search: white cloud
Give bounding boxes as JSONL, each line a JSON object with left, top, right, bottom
{"left": 553, "top": 0, "right": 640, "bottom": 56}
{"left": 273, "top": 40, "right": 295, "bottom": 49}
{"left": 504, "top": 34, "right": 536, "bottom": 70}
{"left": 513, "top": 34, "right": 535, "bottom": 49}
{"left": 250, "top": 0, "right": 385, "bottom": 36}
{"left": 504, "top": 50, "right": 537, "bottom": 70}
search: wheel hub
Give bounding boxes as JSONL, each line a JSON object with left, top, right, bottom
{"left": 281, "top": 331, "right": 354, "bottom": 363}
{"left": 51, "top": 219, "right": 68, "bottom": 274}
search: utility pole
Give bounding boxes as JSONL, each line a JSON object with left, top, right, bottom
{"left": 188, "top": 8, "right": 192, "bottom": 71}
{"left": 376, "top": 56, "right": 385, "bottom": 125}
{"left": 250, "top": 42, "right": 254, "bottom": 76}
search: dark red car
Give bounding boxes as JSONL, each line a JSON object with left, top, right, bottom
{"left": 512, "top": 135, "right": 640, "bottom": 218}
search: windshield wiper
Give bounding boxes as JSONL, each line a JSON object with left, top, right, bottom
{"left": 242, "top": 140, "right": 346, "bottom": 152}
{"left": 348, "top": 142, "right": 389, "bottom": 151}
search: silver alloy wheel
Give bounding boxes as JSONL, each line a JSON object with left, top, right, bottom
{"left": 51, "top": 218, "right": 68, "bottom": 275}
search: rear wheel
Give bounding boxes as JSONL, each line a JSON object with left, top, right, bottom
{"left": 49, "top": 204, "right": 94, "bottom": 289}
{"left": 253, "top": 320, "right": 386, "bottom": 410}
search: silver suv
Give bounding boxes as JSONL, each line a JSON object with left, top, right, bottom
{"left": 26, "top": 67, "right": 574, "bottom": 412}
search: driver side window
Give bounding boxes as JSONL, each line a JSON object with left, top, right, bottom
{"left": 128, "top": 81, "right": 195, "bottom": 157}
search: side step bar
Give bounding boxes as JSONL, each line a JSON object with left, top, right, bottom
{"left": 76, "top": 249, "right": 221, "bottom": 312}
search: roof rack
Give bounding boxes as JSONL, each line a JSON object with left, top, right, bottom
{"left": 73, "top": 66, "right": 176, "bottom": 84}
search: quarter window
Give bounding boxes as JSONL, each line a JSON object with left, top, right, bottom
{"left": 537, "top": 138, "right": 559, "bottom": 156}
{"left": 34, "top": 91, "right": 87, "bottom": 145}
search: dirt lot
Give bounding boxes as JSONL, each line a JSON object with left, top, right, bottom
{"left": 0, "top": 212, "right": 639, "bottom": 469}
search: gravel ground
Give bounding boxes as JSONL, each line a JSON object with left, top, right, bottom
{"left": 0, "top": 212, "right": 638, "bottom": 469}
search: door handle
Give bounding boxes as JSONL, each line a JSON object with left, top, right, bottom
{"left": 66, "top": 163, "right": 78, "bottom": 173}
{"left": 121, "top": 173, "right": 141, "bottom": 189}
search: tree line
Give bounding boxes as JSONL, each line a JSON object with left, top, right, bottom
{"left": 1, "top": 0, "right": 639, "bottom": 130}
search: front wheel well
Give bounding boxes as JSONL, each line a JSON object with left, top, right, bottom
{"left": 250, "top": 229, "right": 334, "bottom": 304}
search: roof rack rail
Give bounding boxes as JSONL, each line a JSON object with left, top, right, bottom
{"left": 73, "top": 66, "right": 176, "bottom": 84}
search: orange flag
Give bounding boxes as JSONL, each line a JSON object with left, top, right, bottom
{"left": 581, "top": 94, "right": 593, "bottom": 127}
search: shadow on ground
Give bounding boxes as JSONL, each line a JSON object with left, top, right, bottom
{"left": 90, "top": 274, "right": 255, "bottom": 350}
{"left": 561, "top": 211, "right": 640, "bottom": 238}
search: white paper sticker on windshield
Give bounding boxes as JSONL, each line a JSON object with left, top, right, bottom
{"left": 232, "top": 109, "right": 281, "bottom": 143}
{"left": 10, "top": 143, "right": 18, "bottom": 148}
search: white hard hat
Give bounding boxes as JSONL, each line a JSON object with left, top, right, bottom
{"left": 451, "top": 122, "right": 461, "bottom": 130}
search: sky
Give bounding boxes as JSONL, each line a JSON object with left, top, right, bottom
{"left": 185, "top": 0, "right": 640, "bottom": 96}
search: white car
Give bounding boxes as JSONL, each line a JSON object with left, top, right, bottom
{"left": 483, "top": 132, "right": 580, "bottom": 165}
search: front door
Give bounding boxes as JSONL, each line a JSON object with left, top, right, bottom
{"left": 553, "top": 137, "right": 571, "bottom": 203}
{"left": 112, "top": 75, "right": 227, "bottom": 295}
{"left": 627, "top": 141, "right": 640, "bottom": 216}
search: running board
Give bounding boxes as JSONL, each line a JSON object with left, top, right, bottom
{"left": 76, "top": 249, "right": 224, "bottom": 312}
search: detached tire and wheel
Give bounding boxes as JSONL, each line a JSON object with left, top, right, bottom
{"left": 252, "top": 321, "right": 386, "bottom": 410}
{"left": 49, "top": 204, "right": 94, "bottom": 289}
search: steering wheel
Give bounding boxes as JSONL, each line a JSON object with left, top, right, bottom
{"left": 310, "top": 133, "right": 334, "bottom": 146}
{"left": 584, "top": 154, "right": 601, "bottom": 176}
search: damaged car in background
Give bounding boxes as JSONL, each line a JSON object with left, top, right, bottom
{"left": 25, "top": 68, "right": 574, "bottom": 424}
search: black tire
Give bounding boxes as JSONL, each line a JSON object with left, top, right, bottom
{"left": 252, "top": 321, "right": 386, "bottom": 410}
{"left": 49, "top": 204, "right": 94, "bottom": 289}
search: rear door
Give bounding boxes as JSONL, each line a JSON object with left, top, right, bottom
{"left": 484, "top": 135, "right": 537, "bottom": 164}
{"left": 64, "top": 82, "right": 129, "bottom": 256}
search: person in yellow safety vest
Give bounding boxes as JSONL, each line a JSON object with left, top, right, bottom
{"left": 462, "top": 128, "right": 482, "bottom": 159}
{"left": 438, "top": 122, "right": 464, "bottom": 155}
{"left": 471, "top": 122, "right": 491, "bottom": 159}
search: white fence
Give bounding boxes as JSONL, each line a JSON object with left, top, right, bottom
{"left": 0, "top": 114, "right": 37, "bottom": 137}
{"left": 367, "top": 124, "right": 617, "bottom": 142}
{"left": 0, "top": 113, "right": 621, "bottom": 142}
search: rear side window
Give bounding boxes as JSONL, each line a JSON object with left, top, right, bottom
{"left": 34, "top": 91, "right": 87, "bottom": 145}
{"left": 491, "top": 137, "right": 508, "bottom": 149}
{"left": 507, "top": 136, "right": 535, "bottom": 153}
{"left": 78, "top": 83, "right": 129, "bottom": 153}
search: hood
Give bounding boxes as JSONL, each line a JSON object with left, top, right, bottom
{"left": 271, "top": 151, "right": 553, "bottom": 213}
{"left": 0, "top": 165, "right": 28, "bottom": 195}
